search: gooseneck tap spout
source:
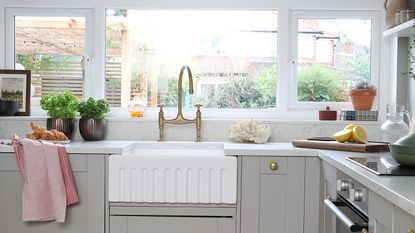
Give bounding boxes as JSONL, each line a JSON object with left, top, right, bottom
{"left": 177, "top": 66, "right": 194, "bottom": 118}
{"left": 158, "top": 66, "right": 202, "bottom": 142}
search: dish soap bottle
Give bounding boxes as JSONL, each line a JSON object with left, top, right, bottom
{"left": 127, "top": 91, "right": 146, "bottom": 118}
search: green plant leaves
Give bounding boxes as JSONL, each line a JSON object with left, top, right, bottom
{"left": 40, "top": 91, "right": 79, "bottom": 119}
{"left": 77, "top": 97, "right": 110, "bottom": 119}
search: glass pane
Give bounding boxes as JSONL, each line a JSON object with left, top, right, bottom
{"left": 15, "top": 16, "right": 86, "bottom": 105}
{"left": 297, "top": 18, "right": 371, "bottom": 102}
{"left": 106, "top": 10, "right": 278, "bottom": 109}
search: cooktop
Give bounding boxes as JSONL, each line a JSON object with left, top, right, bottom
{"left": 347, "top": 156, "right": 415, "bottom": 176}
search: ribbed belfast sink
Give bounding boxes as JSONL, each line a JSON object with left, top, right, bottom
{"left": 108, "top": 142, "right": 237, "bottom": 204}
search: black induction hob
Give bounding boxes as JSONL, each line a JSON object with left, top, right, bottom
{"left": 347, "top": 156, "right": 415, "bottom": 176}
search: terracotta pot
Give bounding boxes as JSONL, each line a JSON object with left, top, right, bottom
{"left": 46, "top": 118, "right": 74, "bottom": 139}
{"left": 79, "top": 118, "right": 107, "bottom": 141}
{"left": 349, "top": 89, "right": 377, "bottom": 110}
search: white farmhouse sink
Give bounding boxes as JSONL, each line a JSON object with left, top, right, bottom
{"left": 109, "top": 142, "right": 237, "bottom": 204}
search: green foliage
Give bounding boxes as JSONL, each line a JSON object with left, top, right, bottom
{"left": 16, "top": 54, "right": 71, "bottom": 72}
{"left": 347, "top": 47, "right": 370, "bottom": 83}
{"left": 77, "top": 97, "right": 110, "bottom": 119}
{"left": 40, "top": 91, "right": 79, "bottom": 119}
{"left": 195, "top": 63, "right": 277, "bottom": 109}
{"left": 256, "top": 63, "right": 277, "bottom": 108}
{"left": 298, "top": 64, "right": 348, "bottom": 102}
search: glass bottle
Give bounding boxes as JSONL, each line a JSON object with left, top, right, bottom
{"left": 127, "top": 91, "right": 146, "bottom": 118}
{"left": 381, "top": 104, "right": 411, "bottom": 143}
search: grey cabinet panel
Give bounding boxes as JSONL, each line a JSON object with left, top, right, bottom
{"left": 259, "top": 175, "right": 287, "bottom": 233}
{"left": 369, "top": 190, "right": 393, "bottom": 233}
{"left": 321, "top": 160, "right": 337, "bottom": 233}
{"left": 0, "top": 153, "right": 106, "bottom": 233}
{"left": 240, "top": 156, "right": 305, "bottom": 233}
{"left": 393, "top": 206, "right": 415, "bottom": 233}
{"left": 109, "top": 216, "right": 235, "bottom": 233}
{"left": 304, "top": 157, "right": 321, "bottom": 233}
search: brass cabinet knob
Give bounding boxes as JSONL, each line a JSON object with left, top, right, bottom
{"left": 408, "top": 229, "right": 415, "bottom": 233}
{"left": 361, "top": 229, "right": 368, "bottom": 233}
{"left": 270, "top": 162, "right": 278, "bottom": 171}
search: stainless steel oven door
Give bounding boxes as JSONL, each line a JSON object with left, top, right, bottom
{"left": 324, "top": 195, "right": 368, "bottom": 233}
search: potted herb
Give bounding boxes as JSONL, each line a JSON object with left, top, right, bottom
{"left": 349, "top": 81, "right": 377, "bottom": 110}
{"left": 77, "top": 97, "right": 110, "bottom": 141}
{"left": 40, "top": 91, "right": 79, "bottom": 139}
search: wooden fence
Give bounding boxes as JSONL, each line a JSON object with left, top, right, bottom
{"left": 31, "top": 59, "right": 123, "bottom": 107}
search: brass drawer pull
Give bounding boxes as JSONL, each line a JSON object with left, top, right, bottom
{"left": 270, "top": 162, "right": 278, "bottom": 171}
{"left": 408, "top": 229, "right": 415, "bottom": 233}
{"left": 361, "top": 229, "right": 368, "bottom": 233}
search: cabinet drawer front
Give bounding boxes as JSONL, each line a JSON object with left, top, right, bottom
{"left": 260, "top": 157, "right": 287, "bottom": 174}
{"left": 110, "top": 216, "right": 235, "bottom": 233}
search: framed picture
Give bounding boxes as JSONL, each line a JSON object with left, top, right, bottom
{"left": 0, "top": 70, "right": 31, "bottom": 116}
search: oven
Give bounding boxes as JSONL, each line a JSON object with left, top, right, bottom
{"left": 324, "top": 171, "right": 369, "bottom": 233}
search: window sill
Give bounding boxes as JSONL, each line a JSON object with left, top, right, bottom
{"left": 0, "top": 115, "right": 381, "bottom": 125}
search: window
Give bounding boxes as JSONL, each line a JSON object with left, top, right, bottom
{"left": 290, "top": 11, "right": 380, "bottom": 109}
{"left": 5, "top": 9, "right": 93, "bottom": 106}
{"left": 105, "top": 10, "right": 278, "bottom": 109}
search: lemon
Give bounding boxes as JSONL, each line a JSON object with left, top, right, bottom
{"left": 352, "top": 125, "right": 368, "bottom": 143}
{"left": 343, "top": 124, "right": 357, "bottom": 142}
{"left": 333, "top": 129, "right": 353, "bottom": 143}
{"left": 344, "top": 124, "right": 356, "bottom": 131}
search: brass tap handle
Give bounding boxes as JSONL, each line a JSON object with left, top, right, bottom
{"left": 195, "top": 104, "right": 202, "bottom": 142}
{"left": 270, "top": 162, "right": 278, "bottom": 171}
{"left": 158, "top": 104, "right": 165, "bottom": 142}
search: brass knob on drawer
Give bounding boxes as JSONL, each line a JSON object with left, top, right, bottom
{"left": 408, "top": 229, "right": 415, "bottom": 233}
{"left": 361, "top": 229, "right": 368, "bottom": 233}
{"left": 270, "top": 162, "right": 278, "bottom": 171}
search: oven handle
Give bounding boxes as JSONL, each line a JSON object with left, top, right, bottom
{"left": 324, "top": 198, "right": 367, "bottom": 232}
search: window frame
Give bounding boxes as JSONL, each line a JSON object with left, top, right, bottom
{"left": 289, "top": 10, "right": 381, "bottom": 111}
{"left": 2, "top": 8, "right": 385, "bottom": 120}
{"left": 4, "top": 8, "right": 96, "bottom": 102}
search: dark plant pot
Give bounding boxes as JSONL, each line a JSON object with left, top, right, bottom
{"left": 47, "top": 118, "right": 74, "bottom": 139}
{"left": 0, "top": 100, "right": 19, "bottom": 116}
{"left": 79, "top": 118, "right": 107, "bottom": 141}
{"left": 349, "top": 89, "right": 377, "bottom": 111}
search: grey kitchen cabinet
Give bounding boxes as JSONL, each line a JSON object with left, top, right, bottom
{"left": 320, "top": 160, "right": 337, "bottom": 233}
{"left": 109, "top": 203, "right": 237, "bottom": 233}
{"left": 393, "top": 205, "right": 415, "bottom": 233}
{"left": 0, "top": 152, "right": 106, "bottom": 233}
{"left": 369, "top": 190, "right": 393, "bottom": 233}
{"left": 240, "top": 156, "right": 316, "bottom": 233}
{"left": 110, "top": 216, "right": 235, "bottom": 233}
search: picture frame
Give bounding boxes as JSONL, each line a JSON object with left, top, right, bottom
{"left": 0, "top": 70, "right": 31, "bottom": 116}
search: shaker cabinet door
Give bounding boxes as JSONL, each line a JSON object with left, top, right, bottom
{"left": 240, "top": 156, "right": 305, "bottom": 233}
{"left": 0, "top": 153, "right": 106, "bottom": 233}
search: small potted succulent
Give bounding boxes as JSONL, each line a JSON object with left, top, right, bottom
{"left": 349, "top": 81, "right": 377, "bottom": 110}
{"left": 40, "top": 91, "right": 79, "bottom": 139}
{"left": 77, "top": 97, "right": 110, "bottom": 141}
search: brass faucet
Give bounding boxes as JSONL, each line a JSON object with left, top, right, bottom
{"left": 158, "top": 66, "right": 202, "bottom": 142}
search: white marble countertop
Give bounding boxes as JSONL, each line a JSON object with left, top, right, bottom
{"left": 0, "top": 139, "right": 414, "bottom": 217}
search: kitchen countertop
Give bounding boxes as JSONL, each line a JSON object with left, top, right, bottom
{"left": 319, "top": 150, "right": 415, "bottom": 218}
{"left": 0, "top": 140, "right": 414, "bottom": 216}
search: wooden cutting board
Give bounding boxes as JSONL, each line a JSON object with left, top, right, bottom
{"left": 292, "top": 140, "right": 390, "bottom": 153}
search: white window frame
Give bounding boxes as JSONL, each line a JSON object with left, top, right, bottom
{"left": 289, "top": 10, "right": 381, "bottom": 111}
{"left": 104, "top": 8, "right": 284, "bottom": 119}
{"left": 4, "top": 8, "right": 96, "bottom": 102}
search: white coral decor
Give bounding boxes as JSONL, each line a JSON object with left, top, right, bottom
{"left": 228, "top": 120, "right": 272, "bottom": 144}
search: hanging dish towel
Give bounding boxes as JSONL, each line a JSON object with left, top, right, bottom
{"left": 11, "top": 138, "right": 79, "bottom": 222}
